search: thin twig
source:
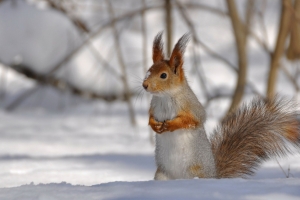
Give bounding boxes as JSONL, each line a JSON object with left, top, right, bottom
{"left": 176, "top": 0, "right": 262, "bottom": 103}
{"left": 280, "top": 63, "right": 300, "bottom": 91}
{"left": 0, "top": 65, "right": 7, "bottom": 104}
{"left": 183, "top": 2, "right": 228, "bottom": 16}
{"left": 141, "top": 0, "right": 154, "bottom": 144}
{"left": 7, "top": 4, "right": 160, "bottom": 110}
{"left": 256, "top": 0, "right": 271, "bottom": 52}
{"left": 225, "top": 0, "right": 248, "bottom": 114}
{"left": 47, "top": 0, "right": 120, "bottom": 78}
{"left": 3, "top": 63, "right": 134, "bottom": 111}
{"left": 267, "top": 0, "right": 293, "bottom": 98}
{"left": 106, "top": 0, "right": 136, "bottom": 126}
{"left": 165, "top": 0, "right": 173, "bottom": 57}
{"left": 48, "top": 4, "right": 163, "bottom": 75}
{"left": 175, "top": 0, "right": 238, "bottom": 72}
{"left": 46, "top": 0, "right": 90, "bottom": 32}
{"left": 204, "top": 93, "right": 232, "bottom": 108}
{"left": 276, "top": 158, "right": 288, "bottom": 178}
{"left": 6, "top": 85, "right": 41, "bottom": 111}
{"left": 141, "top": 0, "right": 148, "bottom": 75}
{"left": 191, "top": 43, "right": 210, "bottom": 100}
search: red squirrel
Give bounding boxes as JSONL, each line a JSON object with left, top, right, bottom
{"left": 142, "top": 32, "right": 300, "bottom": 180}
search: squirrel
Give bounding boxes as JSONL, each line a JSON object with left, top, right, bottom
{"left": 142, "top": 32, "right": 300, "bottom": 180}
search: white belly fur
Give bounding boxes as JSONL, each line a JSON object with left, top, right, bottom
{"left": 155, "top": 129, "right": 198, "bottom": 179}
{"left": 153, "top": 95, "right": 195, "bottom": 179}
{"left": 152, "top": 95, "right": 216, "bottom": 179}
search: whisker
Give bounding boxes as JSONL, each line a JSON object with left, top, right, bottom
{"left": 140, "top": 89, "right": 146, "bottom": 105}
{"left": 134, "top": 87, "right": 144, "bottom": 107}
{"left": 132, "top": 86, "right": 144, "bottom": 93}
{"left": 129, "top": 73, "right": 144, "bottom": 83}
{"left": 130, "top": 78, "right": 143, "bottom": 83}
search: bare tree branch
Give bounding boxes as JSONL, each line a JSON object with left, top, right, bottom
{"left": 183, "top": 2, "right": 228, "bottom": 16}
{"left": 48, "top": 4, "right": 163, "bottom": 75}
{"left": 46, "top": 0, "right": 90, "bottom": 32}
{"left": 280, "top": 63, "right": 300, "bottom": 91}
{"left": 106, "top": 1, "right": 136, "bottom": 126}
{"left": 244, "top": 0, "right": 255, "bottom": 46}
{"left": 6, "top": 4, "right": 161, "bottom": 110}
{"left": 165, "top": 0, "right": 173, "bottom": 57}
{"left": 225, "top": 0, "right": 248, "bottom": 114}
{"left": 141, "top": 0, "right": 154, "bottom": 144}
{"left": 141, "top": 0, "right": 148, "bottom": 74}
{"left": 0, "top": 65, "right": 6, "bottom": 103}
{"left": 3, "top": 62, "right": 131, "bottom": 111}
{"left": 190, "top": 43, "right": 210, "bottom": 101}
{"left": 46, "top": 0, "right": 120, "bottom": 78}
{"left": 175, "top": 0, "right": 238, "bottom": 72}
{"left": 287, "top": 0, "right": 300, "bottom": 60}
{"left": 184, "top": 1, "right": 271, "bottom": 55}
{"left": 176, "top": 0, "right": 262, "bottom": 105}
{"left": 256, "top": 0, "right": 271, "bottom": 52}
{"left": 267, "top": 0, "right": 293, "bottom": 98}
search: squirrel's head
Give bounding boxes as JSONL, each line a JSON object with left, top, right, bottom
{"left": 143, "top": 32, "right": 190, "bottom": 95}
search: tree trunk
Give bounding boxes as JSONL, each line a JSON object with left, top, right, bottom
{"left": 165, "top": 0, "right": 173, "bottom": 57}
{"left": 286, "top": 0, "right": 300, "bottom": 60}
{"left": 225, "top": 0, "right": 248, "bottom": 114}
{"left": 267, "top": 0, "right": 293, "bottom": 98}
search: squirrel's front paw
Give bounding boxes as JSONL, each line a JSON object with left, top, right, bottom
{"left": 150, "top": 120, "right": 164, "bottom": 134}
{"left": 161, "top": 121, "right": 170, "bottom": 132}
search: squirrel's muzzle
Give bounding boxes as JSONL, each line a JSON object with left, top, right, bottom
{"left": 143, "top": 82, "right": 148, "bottom": 90}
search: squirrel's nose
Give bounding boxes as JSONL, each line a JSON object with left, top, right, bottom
{"left": 143, "top": 83, "right": 148, "bottom": 90}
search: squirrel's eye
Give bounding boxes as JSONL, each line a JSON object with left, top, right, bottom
{"left": 160, "top": 73, "right": 167, "bottom": 79}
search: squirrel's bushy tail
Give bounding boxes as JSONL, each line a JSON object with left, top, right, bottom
{"left": 210, "top": 97, "right": 300, "bottom": 178}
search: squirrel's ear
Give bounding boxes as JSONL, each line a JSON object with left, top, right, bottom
{"left": 169, "top": 33, "right": 190, "bottom": 74}
{"left": 152, "top": 32, "right": 165, "bottom": 63}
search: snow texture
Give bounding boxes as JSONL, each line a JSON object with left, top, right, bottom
{"left": 0, "top": 179, "right": 300, "bottom": 200}
{"left": 1, "top": 179, "right": 300, "bottom": 200}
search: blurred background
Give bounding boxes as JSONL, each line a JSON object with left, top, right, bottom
{"left": 0, "top": 0, "right": 300, "bottom": 188}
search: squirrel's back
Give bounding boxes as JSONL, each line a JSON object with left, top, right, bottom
{"left": 210, "top": 97, "right": 300, "bottom": 178}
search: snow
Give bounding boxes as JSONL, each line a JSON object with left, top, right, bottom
{"left": 0, "top": 0, "right": 81, "bottom": 74}
{"left": 1, "top": 179, "right": 300, "bottom": 200}
{"left": 0, "top": 102, "right": 155, "bottom": 188}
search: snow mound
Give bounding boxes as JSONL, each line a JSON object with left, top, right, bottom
{"left": 1, "top": 179, "right": 300, "bottom": 200}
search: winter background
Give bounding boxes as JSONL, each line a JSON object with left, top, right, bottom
{"left": 0, "top": 0, "right": 300, "bottom": 199}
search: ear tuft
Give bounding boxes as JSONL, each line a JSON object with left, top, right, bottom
{"left": 152, "top": 31, "right": 165, "bottom": 63}
{"left": 169, "top": 33, "right": 191, "bottom": 73}
{"left": 174, "top": 33, "right": 191, "bottom": 55}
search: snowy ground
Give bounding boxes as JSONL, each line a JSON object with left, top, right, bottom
{"left": 0, "top": 102, "right": 300, "bottom": 199}
{"left": 1, "top": 179, "right": 300, "bottom": 200}
{"left": 0, "top": 102, "right": 155, "bottom": 188}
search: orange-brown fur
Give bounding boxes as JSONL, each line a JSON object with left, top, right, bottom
{"left": 149, "top": 108, "right": 199, "bottom": 134}
{"left": 143, "top": 33, "right": 189, "bottom": 95}
{"left": 189, "top": 165, "right": 205, "bottom": 178}
{"left": 154, "top": 167, "right": 166, "bottom": 180}
{"left": 143, "top": 61, "right": 184, "bottom": 94}
{"left": 149, "top": 110, "right": 163, "bottom": 133}
{"left": 161, "top": 111, "right": 199, "bottom": 133}
{"left": 152, "top": 32, "right": 164, "bottom": 64}
{"left": 283, "top": 120, "right": 299, "bottom": 142}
